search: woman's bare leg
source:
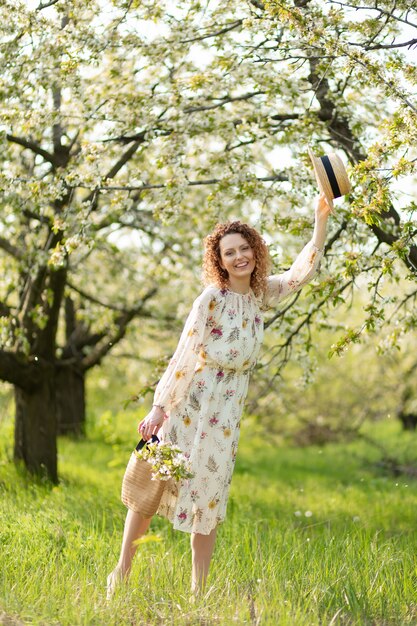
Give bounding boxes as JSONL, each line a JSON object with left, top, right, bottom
{"left": 190, "top": 526, "right": 217, "bottom": 593}
{"left": 115, "top": 510, "right": 152, "bottom": 577}
{"left": 107, "top": 510, "right": 152, "bottom": 597}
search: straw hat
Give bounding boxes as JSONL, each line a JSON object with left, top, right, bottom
{"left": 308, "top": 147, "right": 351, "bottom": 208}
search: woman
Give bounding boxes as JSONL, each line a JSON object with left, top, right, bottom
{"left": 107, "top": 193, "right": 332, "bottom": 597}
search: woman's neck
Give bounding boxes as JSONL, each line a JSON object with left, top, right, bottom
{"left": 227, "top": 277, "right": 251, "bottom": 294}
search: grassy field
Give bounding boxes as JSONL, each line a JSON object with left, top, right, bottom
{"left": 1, "top": 409, "right": 417, "bottom": 626}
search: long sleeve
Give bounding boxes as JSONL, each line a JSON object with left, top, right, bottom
{"left": 263, "top": 239, "right": 323, "bottom": 308}
{"left": 153, "top": 288, "right": 212, "bottom": 414}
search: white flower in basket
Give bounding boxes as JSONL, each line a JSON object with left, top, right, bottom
{"left": 134, "top": 441, "right": 194, "bottom": 482}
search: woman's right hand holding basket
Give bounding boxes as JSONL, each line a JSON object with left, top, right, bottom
{"left": 138, "top": 405, "right": 166, "bottom": 440}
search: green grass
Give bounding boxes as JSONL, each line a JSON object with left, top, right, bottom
{"left": 1, "top": 412, "right": 417, "bottom": 625}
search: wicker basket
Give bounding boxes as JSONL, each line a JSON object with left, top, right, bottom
{"left": 121, "top": 452, "right": 167, "bottom": 518}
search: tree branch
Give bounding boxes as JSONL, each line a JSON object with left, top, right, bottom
{"left": 180, "top": 19, "right": 243, "bottom": 44}
{"left": 83, "top": 139, "right": 146, "bottom": 209}
{"left": 61, "top": 328, "right": 106, "bottom": 360}
{"left": 66, "top": 281, "right": 133, "bottom": 313}
{"left": 363, "top": 38, "right": 417, "bottom": 51}
{"left": 105, "top": 91, "right": 267, "bottom": 144}
{"left": 18, "top": 230, "right": 64, "bottom": 341}
{"left": 104, "top": 139, "right": 144, "bottom": 180}
{"left": 370, "top": 224, "right": 417, "bottom": 273}
{"left": 75, "top": 173, "right": 287, "bottom": 193}
{"left": 307, "top": 56, "right": 363, "bottom": 161}
{"left": 102, "top": 129, "right": 148, "bottom": 145}
{"left": 80, "top": 287, "right": 158, "bottom": 371}
{"left": 269, "top": 113, "right": 300, "bottom": 122}
{"left": 324, "top": 219, "right": 348, "bottom": 254}
{"left": 0, "top": 236, "right": 24, "bottom": 260}
{"left": 184, "top": 91, "right": 265, "bottom": 114}
{"left": 0, "top": 350, "right": 48, "bottom": 390}
{"left": 34, "top": 266, "right": 67, "bottom": 359}
{"left": 0, "top": 301, "right": 11, "bottom": 317}
{"left": 263, "top": 277, "right": 354, "bottom": 376}
{"left": 249, "top": 0, "right": 265, "bottom": 9}
{"left": 37, "top": 0, "right": 61, "bottom": 9}
{"left": 328, "top": 2, "right": 417, "bottom": 30}
{"left": 388, "top": 288, "right": 417, "bottom": 324}
{"left": 6, "top": 134, "right": 57, "bottom": 166}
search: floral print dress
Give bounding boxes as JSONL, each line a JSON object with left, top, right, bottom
{"left": 154, "top": 239, "right": 323, "bottom": 535}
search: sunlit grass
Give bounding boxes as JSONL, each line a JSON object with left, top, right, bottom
{"left": 1, "top": 411, "right": 417, "bottom": 625}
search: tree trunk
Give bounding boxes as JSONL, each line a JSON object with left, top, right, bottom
{"left": 56, "top": 365, "right": 86, "bottom": 437}
{"left": 398, "top": 411, "right": 417, "bottom": 432}
{"left": 14, "top": 376, "right": 58, "bottom": 483}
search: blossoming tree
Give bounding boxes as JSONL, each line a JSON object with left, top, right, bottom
{"left": 0, "top": 0, "right": 415, "bottom": 480}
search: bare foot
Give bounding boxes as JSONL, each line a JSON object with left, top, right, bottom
{"left": 106, "top": 568, "right": 124, "bottom": 600}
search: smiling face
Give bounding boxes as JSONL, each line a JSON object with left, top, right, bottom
{"left": 219, "top": 233, "right": 256, "bottom": 287}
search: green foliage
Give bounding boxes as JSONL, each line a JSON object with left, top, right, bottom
{"left": 247, "top": 281, "right": 417, "bottom": 443}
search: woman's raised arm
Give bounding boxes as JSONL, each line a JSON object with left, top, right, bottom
{"left": 263, "top": 193, "right": 331, "bottom": 308}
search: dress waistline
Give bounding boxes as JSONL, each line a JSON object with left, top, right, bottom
{"left": 196, "top": 356, "right": 255, "bottom": 375}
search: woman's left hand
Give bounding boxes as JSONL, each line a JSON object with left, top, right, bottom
{"left": 315, "top": 192, "right": 333, "bottom": 220}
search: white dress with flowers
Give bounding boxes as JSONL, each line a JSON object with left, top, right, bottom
{"left": 154, "top": 239, "right": 323, "bottom": 535}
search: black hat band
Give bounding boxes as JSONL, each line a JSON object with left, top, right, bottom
{"left": 320, "top": 155, "right": 341, "bottom": 199}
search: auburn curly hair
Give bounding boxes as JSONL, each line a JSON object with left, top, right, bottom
{"left": 202, "top": 221, "right": 271, "bottom": 297}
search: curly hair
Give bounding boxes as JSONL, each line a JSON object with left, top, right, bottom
{"left": 202, "top": 221, "right": 271, "bottom": 297}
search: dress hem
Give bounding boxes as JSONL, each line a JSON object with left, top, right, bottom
{"left": 156, "top": 510, "right": 224, "bottom": 535}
